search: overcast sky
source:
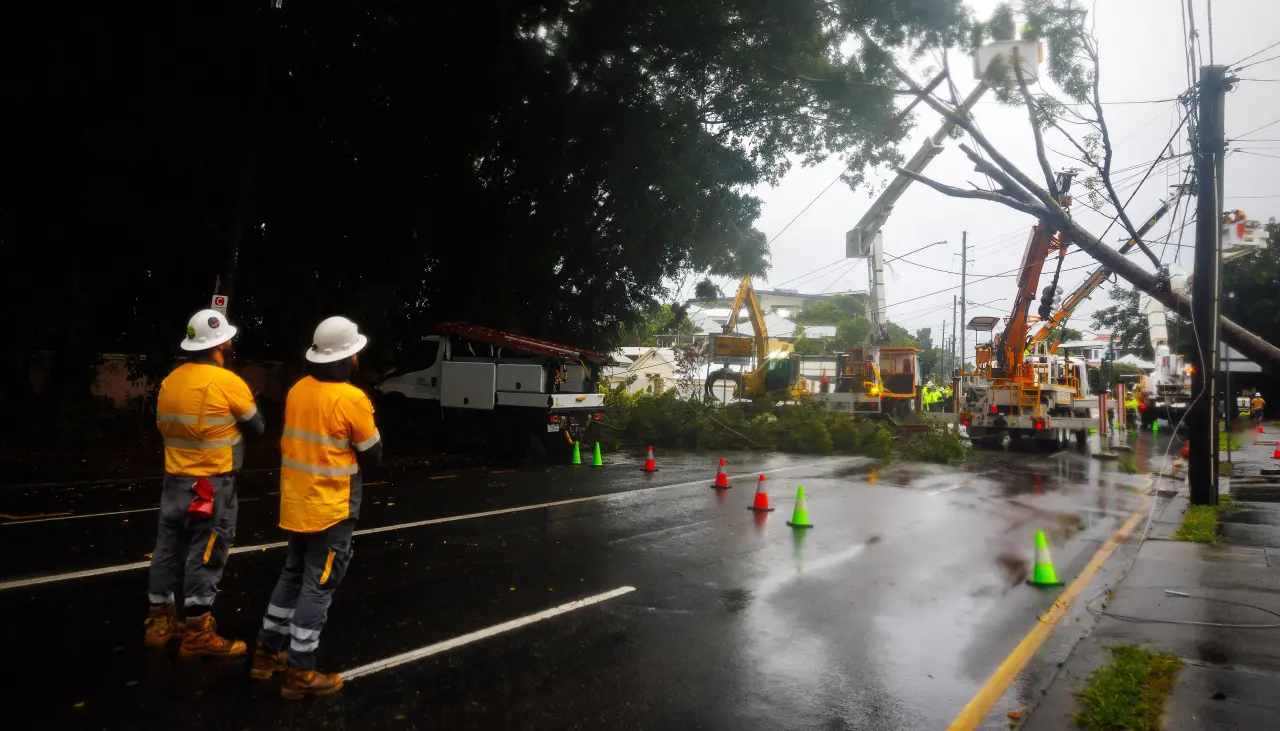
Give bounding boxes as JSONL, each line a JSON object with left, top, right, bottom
{"left": 720, "top": 0, "right": 1280, "bottom": 364}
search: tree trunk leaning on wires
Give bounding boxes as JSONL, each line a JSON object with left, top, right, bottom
{"left": 854, "top": 3, "right": 1280, "bottom": 372}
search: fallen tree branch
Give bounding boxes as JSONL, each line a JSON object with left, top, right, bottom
{"left": 897, "top": 169, "right": 1046, "bottom": 217}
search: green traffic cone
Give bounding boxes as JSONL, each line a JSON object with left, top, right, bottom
{"left": 592, "top": 442, "right": 603, "bottom": 467}
{"left": 1026, "top": 530, "right": 1064, "bottom": 587}
{"left": 1153, "top": 421, "right": 1160, "bottom": 434}
{"left": 571, "top": 441, "right": 581, "bottom": 465}
{"left": 786, "top": 485, "right": 814, "bottom": 529}
{"left": 1089, "top": 427, "right": 1097, "bottom": 435}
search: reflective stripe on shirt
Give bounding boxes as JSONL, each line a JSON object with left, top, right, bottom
{"left": 163, "top": 434, "right": 244, "bottom": 450}
{"left": 354, "top": 431, "right": 381, "bottom": 452}
{"left": 237, "top": 404, "right": 259, "bottom": 422}
{"left": 281, "top": 457, "right": 359, "bottom": 477}
{"left": 157, "top": 412, "right": 237, "bottom": 426}
{"left": 283, "top": 427, "right": 349, "bottom": 449}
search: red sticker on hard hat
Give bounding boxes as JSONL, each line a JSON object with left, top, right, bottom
{"left": 208, "top": 316, "right": 221, "bottom": 329}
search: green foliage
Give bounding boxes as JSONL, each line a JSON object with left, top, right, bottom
{"left": 4, "top": 1, "right": 979, "bottom": 445}
{"left": 1220, "top": 220, "right": 1280, "bottom": 353}
{"left": 1076, "top": 644, "right": 1182, "bottom": 731}
{"left": 884, "top": 322, "right": 919, "bottom": 347}
{"left": 694, "top": 279, "right": 723, "bottom": 302}
{"left": 1091, "top": 286, "right": 1188, "bottom": 360}
{"left": 598, "top": 390, "right": 971, "bottom": 463}
{"left": 791, "top": 325, "right": 830, "bottom": 356}
{"left": 629, "top": 304, "right": 696, "bottom": 346}
{"left": 834, "top": 317, "right": 874, "bottom": 351}
{"left": 792, "top": 295, "right": 865, "bottom": 326}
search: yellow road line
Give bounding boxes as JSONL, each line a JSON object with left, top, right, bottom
{"left": 945, "top": 499, "right": 1150, "bottom": 731}
{"left": 429, "top": 475, "right": 458, "bottom": 481}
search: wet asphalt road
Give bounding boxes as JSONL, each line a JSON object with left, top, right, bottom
{"left": 0, "top": 436, "right": 1173, "bottom": 730}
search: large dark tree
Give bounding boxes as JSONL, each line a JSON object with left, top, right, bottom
{"left": 2, "top": 0, "right": 972, "bottom": 416}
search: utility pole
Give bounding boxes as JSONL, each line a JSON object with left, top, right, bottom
{"left": 960, "top": 232, "right": 967, "bottom": 374}
{"left": 952, "top": 294, "right": 958, "bottom": 376}
{"left": 1189, "top": 65, "right": 1228, "bottom": 506}
{"left": 940, "top": 319, "right": 947, "bottom": 381}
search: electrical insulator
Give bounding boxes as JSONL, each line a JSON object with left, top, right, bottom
{"left": 1037, "top": 285, "right": 1063, "bottom": 321}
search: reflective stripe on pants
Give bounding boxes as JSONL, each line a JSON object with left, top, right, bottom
{"left": 256, "top": 520, "right": 355, "bottom": 669}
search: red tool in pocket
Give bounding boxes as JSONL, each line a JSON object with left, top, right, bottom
{"left": 188, "top": 477, "right": 215, "bottom": 518}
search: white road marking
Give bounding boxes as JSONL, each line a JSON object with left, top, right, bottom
{"left": 1049, "top": 451, "right": 1067, "bottom": 459}
{"left": 340, "top": 586, "right": 636, "bottom": 681}
{"left": 1, "top": 498, "right": 260, "bottom": 526}
{"left": 0, "top": 460, "right": 851, "bottom": 592}
{"left": 926, "top": 484, "right": 965, "bottom": 496}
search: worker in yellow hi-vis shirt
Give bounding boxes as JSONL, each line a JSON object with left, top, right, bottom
{"left": 251, "top": 316, "right": 382, "bottom": 699}
{"left": 146, "top": 309, "right": 265, "bottom": 659}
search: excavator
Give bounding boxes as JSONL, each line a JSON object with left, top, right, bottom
{"left": 703, "top": 275, "right": 808, "bottom": 401}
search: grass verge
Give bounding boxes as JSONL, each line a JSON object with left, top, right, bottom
{"left": 1076, "top": 644, "right": 1182, "bottom": 731}
{"left": 1173, "top": 504, "right": 1219, "bottom": 543}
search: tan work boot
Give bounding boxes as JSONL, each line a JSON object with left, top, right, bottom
{"left": 281, "top": 666, "right": 344, "bottom": 700}
{"left": 143, "top": 604, "right": 183, "bottom": 648}
{"left": 250, "top": 642, "right": 288, "bottom": 680}
{"left": 178, "top": 613, "right": 247, "bottom": 660}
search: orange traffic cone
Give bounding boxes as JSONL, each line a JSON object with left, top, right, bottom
{"left": 1273, "top": 447, "right": 1280, "bottom": 459}
{"left": 642, "top": 446, "right": 658, "bottom": 472}
{"left": 711, "top": 458, "right": 730, "bottom": 489}
{"left": 748, "top": 474, "right": 774, "bottom": 512}
{"left": 1259, "top": 425, "right": 1266, "bottom": 434}
{"left": 1181, "top": 441, "right": 1189, "bottom": 457}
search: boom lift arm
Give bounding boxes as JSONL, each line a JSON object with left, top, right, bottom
{"left": 846, "top": 78, "right": 990, "bottom": 346}
{"left": 1026, "top": 188, "right": 1188, "bottom": 350}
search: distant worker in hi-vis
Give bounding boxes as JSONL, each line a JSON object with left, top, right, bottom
{"left": 145, "top": 310, "right": 265, "bottom": 658}
{"left": 251, "top": 316, "right": 382, "bottom": 699}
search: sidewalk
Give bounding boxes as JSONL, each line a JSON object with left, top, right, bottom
{"left": 1020, "top": 429, "right": 1280, "bottom": 730}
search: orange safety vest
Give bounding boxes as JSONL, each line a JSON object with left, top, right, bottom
{"left": 279, "top": 376, "right": 380, "bottom": 533}
{"left": 156, "top": 362, "right": 258, "bottom": 476}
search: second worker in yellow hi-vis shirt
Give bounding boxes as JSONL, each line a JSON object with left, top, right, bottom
{"left": 251, "top": 316, "right": 382, "bottom": 699}
{"left": 146, "top": 309, "right": 265, "bottom": 658}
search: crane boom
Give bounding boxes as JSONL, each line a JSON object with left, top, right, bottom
{"left": 846, "top": 79, "right": 991, "bottom": 344}
{"left": 1026, "top": 188, "right": 1187, "bottom": 349}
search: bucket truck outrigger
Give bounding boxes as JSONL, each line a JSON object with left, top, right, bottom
{"left": 814, "top": 33, "right": 1044, "bottom": 422}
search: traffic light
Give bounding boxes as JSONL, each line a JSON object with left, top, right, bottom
{"left": 1037, "top": 285, "right": 1063, "bottom": 320}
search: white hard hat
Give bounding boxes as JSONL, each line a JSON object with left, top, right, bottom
{"left": 306, "top": 316, "right": 368, "bottom": 363}
{"left": 180, "top": 309, "right": 238, "bottom": 351}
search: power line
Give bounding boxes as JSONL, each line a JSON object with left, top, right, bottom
{"left": 1228, "top": 38, "right": 1280, "bottom": 68}
{"left": 1236, "top": 53, "right": 1280, "bottom": 73}
{"left": 1230, "top": 116, "right": 1280, "bottom": 140}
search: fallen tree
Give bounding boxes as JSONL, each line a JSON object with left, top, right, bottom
{"left": 856, "top": 1, "right": 1280, "bottom": 371}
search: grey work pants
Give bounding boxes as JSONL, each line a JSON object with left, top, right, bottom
{"left": 147, "top": 474, "right": 238, "bottom": 609}
{"left": 257, "top": 520, "right": 355, "bottom": 670}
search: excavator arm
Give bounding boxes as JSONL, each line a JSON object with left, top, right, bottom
{"left": 723, "top": 275, "right": 770, "bottom": 364}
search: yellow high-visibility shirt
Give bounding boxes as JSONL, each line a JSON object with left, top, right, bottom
{"left": 1252, "top": 397, "right": 1266, "bottom": 413}
{"left": 279, "top": 376, "right": 380, "bottom": 533}
{"left": 156, "top": 362, "right": 258, "bottom": 476}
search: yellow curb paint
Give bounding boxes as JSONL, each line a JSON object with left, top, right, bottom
{"left": 945, "top": 498, "right": 1150, "bottom": 731}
